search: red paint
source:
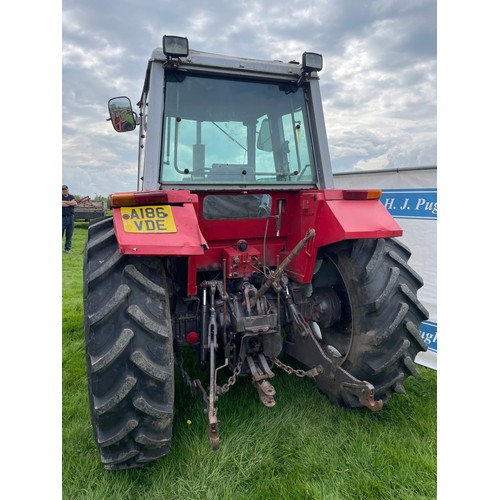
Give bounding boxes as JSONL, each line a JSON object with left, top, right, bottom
{"left": 113, "top": 203, "right": 208, "bottom": 256}
{"left": 112, "top": 188, "right": 402, "bottom": 294}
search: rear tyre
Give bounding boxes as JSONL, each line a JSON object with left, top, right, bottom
{"left": 83, "top": 217, "right": 174, "bottom": 469}
{"left": 311, "top": 237, "right": 429, "bottom": 407}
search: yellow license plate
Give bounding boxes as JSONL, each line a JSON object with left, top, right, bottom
{"left": 120, "top": 205, "right": 177, "bottom": 233}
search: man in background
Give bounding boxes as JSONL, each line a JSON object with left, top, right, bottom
{"left": 62, "top": 185, "right": 77, "bottom": 253}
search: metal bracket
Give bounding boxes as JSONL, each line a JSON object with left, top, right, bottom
{"left": 282, "top": 298, "right": 384, "bottom": 412}
{"left": 247, "top": 354, "right": 274, "bottom": 380}
{"left": 208, "top": 408, "right": 220, "bottom": 451}
{"left": 205, "top": 282, "right": 221, "bottom": 450}
{"left": 247, "top": 355, "right": 276, "bottom": 407}
{"left": 340, "top": 379, "right": 383, "bottom": 412}
{"left": 254, "top": 379, "right": 276, "bottom": 407}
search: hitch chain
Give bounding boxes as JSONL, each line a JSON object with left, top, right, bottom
{"left": 217, "top": 360, "right": 243, "bottom": 395}
{"left": 272, "top": 357, "right": 322, "bottom": 378}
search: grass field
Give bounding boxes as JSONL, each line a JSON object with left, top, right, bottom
{"left": 62, "top": 222, "right": 437, "bottom": 499}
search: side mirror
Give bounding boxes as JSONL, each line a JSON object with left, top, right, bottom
{"left": 108, "top": 96, "right": 136, "bottom": 132}
{"left": 257, "top": 118, "right": 273, "bottom": 152}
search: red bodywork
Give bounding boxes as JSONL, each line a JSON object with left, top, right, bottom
{"left": 112, "top": 189, "right": 401, "bottom": 296}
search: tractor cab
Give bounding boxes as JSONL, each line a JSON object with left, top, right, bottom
{"left": 108, "top": 35, "right": 333, "bottom": 192}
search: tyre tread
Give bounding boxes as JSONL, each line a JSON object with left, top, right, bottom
{"left": 89, "top": 284, "right": 131, "bottom": 327}
{"left": 90, "top": 328, "right": 134, "bottom": 373}
{"left": 127, "top": 304, "right": 170, "bottom": 339}
{"left": 130, "top": 350, "right": 170, "bottom": 381}
{"left": 98, "top": 419, "right": 139, "bottom": 447}
{"left": 94, "top": 375, "right": 137, "bottom": 416}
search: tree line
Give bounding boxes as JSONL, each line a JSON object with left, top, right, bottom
{"left": 73, "top": 194, "right": 109, "bottom": 207}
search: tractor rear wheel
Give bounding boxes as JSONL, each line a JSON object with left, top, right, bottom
{"left": 83, "top": 217, "right": 174, "bottom": 469}
{"left": 310, "top": 237, "right": 429, "bottom": 407}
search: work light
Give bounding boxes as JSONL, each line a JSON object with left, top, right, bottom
{"left": 302, "top": 52, "right": 323, "bottom": 73}
{"left": 163, "top": 35, "right": 189, "bottom": 58}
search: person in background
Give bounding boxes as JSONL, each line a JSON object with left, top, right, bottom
{"left": 62, "top": 185, "right": 77, "bottom": 253}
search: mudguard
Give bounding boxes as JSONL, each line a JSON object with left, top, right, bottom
{"left": 285, "top": 190, "right": 402, "bottom": 283}
{"left": 316, "top": 198, "right": 402, "bottom": 244}
{"left": 112, "top": 203, "right": 208, "bottom": 256}
{"left": 294, "top": 190, "right": 402, "bottom": 245}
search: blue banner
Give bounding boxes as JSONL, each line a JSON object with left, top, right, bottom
{"left": 420, "top": 321, "right": 437, "bottom": 353}
{"left": 380, "top": 189, "right": 437, "bottom": 220}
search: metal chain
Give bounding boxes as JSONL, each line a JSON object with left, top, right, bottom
{"left": 217, "top": 356, "right": 319, "bottom": 397}
{"left": 272, "top": 357, "right": 308, "bottom": 378}
{"left": 217, "top": 360, "right": 243, "bottom": 395}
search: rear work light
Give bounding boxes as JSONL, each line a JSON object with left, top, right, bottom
{"left": 302, "top": 52, "right": 323, "bottom": 73}
{"left": 163, "top": 35, "right": 189, "bottom": 58}
{"left": 110, "top": 191, "right": 171, "bottom": 208}
{"left": 342, "top": 189, "right": 382, "bottom": 200}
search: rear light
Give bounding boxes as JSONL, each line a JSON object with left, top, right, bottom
{"left": 186, "top": 332, "right": 199, "bottom": 344}
{"left": 110, "top": 191, "right": 170, "bottom": 208}
{"left": 342, "top": 189, "right": 382, "bottom": 200}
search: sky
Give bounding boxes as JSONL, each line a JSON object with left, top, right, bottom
{"left": 62, "top": 0, "right": 437, "bottom": 197}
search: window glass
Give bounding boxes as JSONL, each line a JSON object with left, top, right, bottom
{"left": 160, "top": 74, "right": 317, "bottom": 185}
{"left": 203, "top": 194, "right": 272, "bottom": 220}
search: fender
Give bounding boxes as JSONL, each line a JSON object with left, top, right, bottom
{"left": 111, "top": 192, "right": 208, "bottom": 256}
{"left": 314, "top": 190, "right": 402, "bottom": 245}
{"left": 285, "top": 190, "right": 402, "bottom": 283}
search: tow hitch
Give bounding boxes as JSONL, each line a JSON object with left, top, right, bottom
{"left": 189, "top": 228, "right": 382, "bottom": 452}
{"left": 281, "top": 286, "right": 384, "bottom": 412}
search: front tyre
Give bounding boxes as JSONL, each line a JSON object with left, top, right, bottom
{"left": 312, "top": 237, "right": 429, "bottom": 408}
{"left": 83, "top": 217, "right": 174, "bottom": 469}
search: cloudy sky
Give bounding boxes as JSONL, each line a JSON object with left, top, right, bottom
{"left": 62, "top": 0, "right": 436, "bottom": 197}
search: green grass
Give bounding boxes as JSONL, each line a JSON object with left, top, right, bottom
{"left": 63, "top": 222, "right": 437, "bottom": 499}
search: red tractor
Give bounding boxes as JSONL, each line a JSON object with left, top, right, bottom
{"left": 84, "top": 35, "right": 428, "bottom": 469}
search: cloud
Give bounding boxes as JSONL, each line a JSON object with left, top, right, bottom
{"left": 62, "top": 0, "right": 436, "bottom": 196}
